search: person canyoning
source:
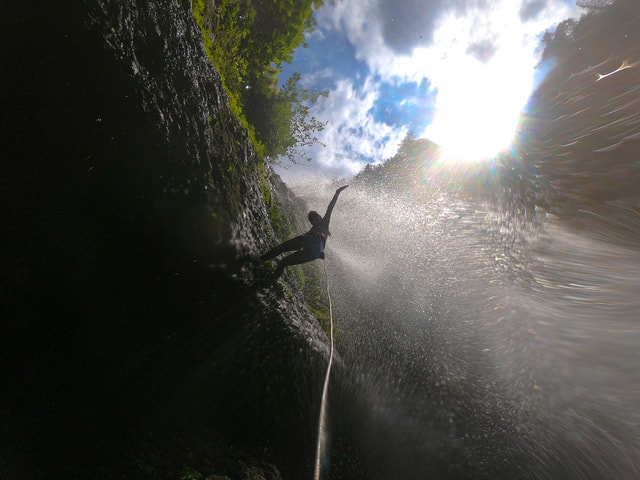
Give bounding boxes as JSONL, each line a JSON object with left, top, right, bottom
{"left": 260, "top": 185, "right": 349, "bottom": 278}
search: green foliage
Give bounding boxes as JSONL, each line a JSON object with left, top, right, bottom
{"left": 192, "top": 0, "right": 334, "bottom": 327}
{"left": 257, "top": 161, "right": 271, "bottom": 205}
{"left": 353, "top": 134, "right": 441, "bottom": 191}
{"left": 245, "top": 72, "right": 328, "bottom": 163}
{"left": 192, "top": 0, "right": 326, "bottom": 163}
{"left": 192, "top": 0, "right": 260, "bottom": 152}
{"left": 180, "top": 467, "right": 203, "bottom": 480}
{"left": 299, "top": 263, "right": 330, "bottom": 334}
{"left": 266, "top": 195, "right": 293, "bottom": 241}
{"left": 129, "top": 431, "right": 282, "bottom": 480}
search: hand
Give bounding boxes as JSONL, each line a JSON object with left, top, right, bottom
{"left": 336, "top": 185, "right": 349, "bottom": 193}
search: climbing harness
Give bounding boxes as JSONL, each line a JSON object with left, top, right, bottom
{"left": 314, "top": 257, "right": 335, "bottom": 480}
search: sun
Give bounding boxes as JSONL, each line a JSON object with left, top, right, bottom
{"left": 407, "top": 3, "right": 550, "bottom": 164}
{"left": 423, "top": 55, "right": 531, "bottom": 162}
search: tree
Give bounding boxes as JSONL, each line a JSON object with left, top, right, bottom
{"left": 243, "top": 72, "right": 327, "bottom": 162}
{"left": 194, "top": 0, "right": 327, "bottom": 163}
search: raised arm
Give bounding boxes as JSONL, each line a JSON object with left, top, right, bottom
{"left": 321, "top": 185, "right": 349, "bottom": 229}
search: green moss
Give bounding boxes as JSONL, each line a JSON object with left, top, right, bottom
{"left": 130, "top": 431, "right": 281, "bottom": 480}
{"left": 180, "top": 467, "right": 203, "bottom": 480}
{"left": 310, "top": 306, "right": 329, "bottom": 332}
{"left": 287, "top": 262, "right": 331, "bottom": 336}
{"left": 191, "top": 0, "right": 266, "bottom": 159}
{"left": 267, "top": 203, "right": 287, "bottom": 239}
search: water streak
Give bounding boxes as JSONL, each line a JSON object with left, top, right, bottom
{"left": 296, "top": 180, "right": 640, "bottom": 479}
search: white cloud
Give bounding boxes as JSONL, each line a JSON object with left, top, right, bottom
{"left": 290, "top": 77, "right": 407, "bottom": 178}
{"left": 279, "top": 79, "right": 407, "bottom": 183}
{"left": 288, "top": 0, "right": 581, "bottom": 177}
{"left": 324, "top": 0, "right": 578, "bottom": 159}
{"left": 298, "top": 67, "right": 335, "bottom": 88}
{"left": 315, "top": 0, "right": 398, "bottom": 79}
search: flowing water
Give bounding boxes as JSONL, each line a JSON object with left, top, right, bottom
{"left": 292, "top": 6, "right": 640, "bottom": 478}
{"left": 295, "top": 178, "right": 640, "bottom": 479}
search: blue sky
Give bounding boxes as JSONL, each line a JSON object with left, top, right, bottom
{"left": 277, "top": 0, "right": 583, "bottom": 184}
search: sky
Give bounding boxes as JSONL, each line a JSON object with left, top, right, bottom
{"left": 276, "top": 0, "right": 583, "bottom": 185}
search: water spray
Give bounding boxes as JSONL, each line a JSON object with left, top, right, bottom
{"left": 314, "top": 258, "right": 335, "bottom": 480}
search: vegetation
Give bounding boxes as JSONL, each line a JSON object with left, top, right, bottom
{"left": 192, "top": 0, "right": 331, "bottom": 329}
{"left": 353, "top": 134, "right": 442, "bottom": 192}
{"left": 192, "top": 0, "right": 327, "bottom": 163}
{"left": 297, "top": 263, "right": 331, "bottom": 333}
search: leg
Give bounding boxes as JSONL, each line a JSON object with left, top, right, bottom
{"left": 260, "top": 236, "right": 305, "bottom": 262}
{"left": 273, "top": 249, "right": 316, "bottom": 278}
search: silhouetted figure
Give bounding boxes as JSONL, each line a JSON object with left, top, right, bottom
{"left": 260, "top": 185, "right": 349, "bottom": 278}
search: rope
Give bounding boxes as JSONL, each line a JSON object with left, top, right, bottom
{"left": 314, "top": 257, "right": 335, "bottom": 480}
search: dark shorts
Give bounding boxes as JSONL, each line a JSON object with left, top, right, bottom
{"left": 280, "top": 233, "right": 324, "bottom": 267}
{"left": 262, "top": 233, "right": 325, "bottom": 272}
{"left": 301, "top": 233, "right": 324, "bottom": 261}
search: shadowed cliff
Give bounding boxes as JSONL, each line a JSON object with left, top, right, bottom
{"left": 2, "top": 1, "right": 343, "bottom": 478}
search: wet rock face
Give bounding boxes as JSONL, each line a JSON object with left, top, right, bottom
{"left": 85, "top": 0, "right": 271, "bottom": 257}
{"left": 4, "top": 0, "right": 267, "bottom": 260}
{"left": 4, "top": 1, "right": 332, "bottom": 478}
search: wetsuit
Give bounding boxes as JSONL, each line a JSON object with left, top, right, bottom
{"left": 260, "top": 186, "right": 347, "bottom": 278}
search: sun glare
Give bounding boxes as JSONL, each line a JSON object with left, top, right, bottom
{"left": 413, "top": 5, "right": 547, "bottom": 163}
{"left": 425, "top": 57, "right": 531, "bottom": 162}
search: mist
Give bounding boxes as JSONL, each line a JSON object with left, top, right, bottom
{"left": 288, "top": 172, "right": 639, "bottom": 479}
